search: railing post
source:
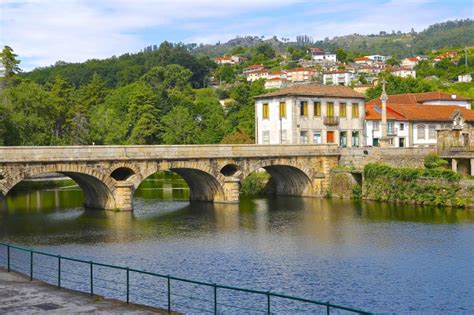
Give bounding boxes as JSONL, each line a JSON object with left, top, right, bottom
{"left": 213, "top": 284, "right": 217, "bottom": 314}
{"left": 267, "top": 292, "right": 271, "bottom": 315}
{"left": 326, "top": 302, "right": 330, "bottom": 315}
{"left": 30, "top": 251, "right": 33, "bottom": 281}
{"left": 7, "top": 244, "right": 10, "bottom": 272}
{"left": 126, "top": 268, "right": 130, "bottom": 304}
{"left": 167, "top": 275, "right": 171, "bottom": 314}
{"left": 57, "top": 256, "right": 61, "bottom": 288}
{"left": 90, "top": 261, "right": 94, "bottom": 296}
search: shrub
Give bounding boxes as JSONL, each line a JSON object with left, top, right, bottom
{"left": 424, "top": 153, "right": 448, "bottom": 169}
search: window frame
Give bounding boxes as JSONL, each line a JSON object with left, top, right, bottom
{"left": 352, "top": 103, "right": 359, "bottom": 118}
{"left": 339, "top": 102, "right": 347, "bottom": 118}
{"left": 300, "top": 101, "right": 308, "bottom": 117}
{"left": 279, "top": 102, "right": 286, "bottom": 118}
{"left": 417, "top": 124, "right": 426, "bottom": 140}
{"left": 314, "top": 101, "right": 321, "bottom": 117}
{"left": 262, "top": 103, "right": 269, "bottom": 119}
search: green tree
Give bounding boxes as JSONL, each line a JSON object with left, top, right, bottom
{"left": 161, "top": 106, "right": 199, "bottom": 144}
{"left": 365, "top": 74, "right": 437, "bottom": 100}
{"left": 0, "top": 45, "right": 22, "bottom": 86}
{"left": 126, "top": 82, "right": 160, "bottom": 144}
{"left": 336, "top": 48, "right": 348, "bottom": 63}
{"left": 193, "top": 89, "right": 225, "bottom": 143}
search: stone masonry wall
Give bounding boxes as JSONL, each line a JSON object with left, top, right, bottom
{"left": 339, "top": 147, "right": 435, "bottom": 170}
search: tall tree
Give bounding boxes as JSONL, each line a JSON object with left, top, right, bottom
{"left": 161, "top": 106, "right": 199, "bottom": 144}
{"left": 0, "top": 45, "right": 22, "bottom": 86}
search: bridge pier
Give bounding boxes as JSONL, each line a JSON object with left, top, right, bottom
{"left": 113, "top": 182, "right": 134, "bottom": 211}
{"left": 219, "top": 177, "right": 240, "bottom": 203}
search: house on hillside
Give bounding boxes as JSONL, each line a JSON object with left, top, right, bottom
{"left": 246, "top": 69, "right": 270, "bottom": 82}
{"left": 284, "top": 67, "right": 318, "bottom": 83}
{"left": 401, "top": 57, "right": 419, "bottom": 69}
{"left": 309, "top": 48, "right": 337, "bottom": 63}
{"left": 264, "top": 77, "right": 289, "bottom": 89}
{"left": 322, "top": 70, "right": 355, "bottom": 86}
{"left": 366, "top": 55, "right": 387, "bottom": 62}
{"left": 366, "top": 91, "right": 472, "bottom": 109}
{"left": 254, "top": 84, "right": 366, "bottom": 146}
{"left": 214, "top": 55, "right": 245, "bottom": 65}
{"left": 458, "top": 74, "right": 472, "bottom": 83}
{"left": 389, "top": 67, "right": 416, "bottom": 78}
{"left": 243, "top": 64, "right": 264, "bottom": 73}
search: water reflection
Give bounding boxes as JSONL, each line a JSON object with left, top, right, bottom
{"left": 0, "top": 174, "right": 473, "bottom": 312}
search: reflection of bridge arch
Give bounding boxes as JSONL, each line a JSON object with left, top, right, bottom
{"left": 131, "top": 161, "right": 226, "bottom": 203}
{"left": 1, "top": 164, "right": 116, "bottom": 210}
{"left": 242, "top": 159, "right": 325, "bottom": 197}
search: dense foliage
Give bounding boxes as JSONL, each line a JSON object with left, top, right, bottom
{"left": 0, "top": 47, "right": 265, "bottom": 146}
{"left": 362, "top": 163, "right": 470, "bottom": 207}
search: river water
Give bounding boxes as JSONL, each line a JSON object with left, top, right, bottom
{"left": 0, "top": 174, "right": 473, "bottom": 313}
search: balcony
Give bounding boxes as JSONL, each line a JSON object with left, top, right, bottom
{"left": 324, "top": 116, "right": 339, "bottom": 126}
{"left": 387, "top": 128, "right": 398, "bottom": 136}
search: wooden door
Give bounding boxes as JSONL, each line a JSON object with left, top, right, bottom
{"left": 327, "top": 131, "right": 334, "bottom": 143}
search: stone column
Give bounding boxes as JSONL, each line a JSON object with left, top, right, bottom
{"left": 470, "top": 159, "right": 474, "bottom": 176}
{"left": 451, "top": 159, "right": 458, "bottom": 173}
{"left": 113, "top": 182, "right": 134, "bottom": 211}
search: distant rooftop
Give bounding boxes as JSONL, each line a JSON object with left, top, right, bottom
{"left": 255, "top": 83, "right": 365, "bottom": 99}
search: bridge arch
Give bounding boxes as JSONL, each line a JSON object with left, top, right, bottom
{"left": 132, "top": 161, "right": 226, "bottom": 202}
{"left": 242, "top": 160, "right": 318, "bottom": 197}
{"left": 0, "top": 165, "right": 116, "bottom": 209}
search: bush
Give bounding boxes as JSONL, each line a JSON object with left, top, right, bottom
{"left": 240, "top": 172, "right": 270, "bottom": 195}
{"left": 424, "top": 153, "right": 448, "bottom": 169}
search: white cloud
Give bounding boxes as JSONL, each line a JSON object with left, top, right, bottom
{"left": 0, "top": 0, "right": 470, "bottom": 70}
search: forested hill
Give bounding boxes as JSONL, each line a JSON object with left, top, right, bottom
{"left": 192, "top": 19, "right": 473, "bottom": 57}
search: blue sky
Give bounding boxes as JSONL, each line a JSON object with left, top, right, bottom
{"left": 1, "top": 0, "right": 473, "bottom": 71}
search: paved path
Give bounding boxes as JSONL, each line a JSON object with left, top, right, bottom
{"left": 0, "top": 268, "right": 166, "bottom": 314}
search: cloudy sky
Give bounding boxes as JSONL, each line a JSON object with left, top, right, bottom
{"left": 1, "top": 0, "right": 472, "bottom": 71}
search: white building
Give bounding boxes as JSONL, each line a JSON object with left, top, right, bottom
{"left": 309, "top": 48, "right": 337, "bottom": 63}
{"left": 365, "top": 91, "right": 473, "bottom": 147}
{"left": 458, "top": 74, "right": 472, "bottom": 83}
{"left": 246, "top": 69, "right": 270, "bottom": 82}
{"left": 401, "top": 57, "right": 419, "bottom": 69}
{"left": 255, "top": 84, "right": 366, "bottom": 146}
{"left": 322, "top": 70, "right": 355, "bottom": 86}
{"left": 366, "top": 55, "right": 387, "bottom": 62}
{"left": 214, "top": 55, "right": 245, "bottom": 65}
{"left": 390, "top": 67, "right": 416, "bottom": 78}
{"left": 264, "top": 78, "right": 289, "bottom": 89}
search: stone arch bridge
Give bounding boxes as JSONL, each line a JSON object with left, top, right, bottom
{"left": 0, "top": 145, "right": 339, "bottom": 211}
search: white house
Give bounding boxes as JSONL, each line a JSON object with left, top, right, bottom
{"left": 390, "top": 67, "right": 416, "bottom": 78}
{"left": 401, "top": 57, "right": 419, "bottom": 69}
{"left": 214, "top": 55, "right": 245, "bottom": 65}
{"left": 255, "top": 84, "right": 366, "bottom": 146}
{"left": 365, "top": 91, "right": 473, "bottom": 147}
{"left": 323, "top": 70, "right": 355, "bottom": 86}
{"left": 246, "top": 69, "right": 270, "bottom": 82}
{"left": 285, "top": 67, "right": 318, "bottom": 83}
{"left": 309, "top": 48, "right": 337, "bottom": 63}
{"left": 264, "top": 78, "right": 289, "bottom": 89}
{"left": 366, "top": 55, "right": 387, "bottom": 62}
{"left": 243, "top": 64, "right": 264, "bottom": 73}
{"left": 458, "top": 74, "right": 472, "bottom": 83}
{"left": 366, "top": 103, "right": 474, "bottom": 147}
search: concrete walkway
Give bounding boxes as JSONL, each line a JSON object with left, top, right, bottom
{"left": 0, "top": 268, "right": 165, "bottom": 314}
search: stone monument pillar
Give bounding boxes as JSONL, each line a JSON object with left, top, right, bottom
{"left": 378, "top": 79, "right": 391, "bottom": 148}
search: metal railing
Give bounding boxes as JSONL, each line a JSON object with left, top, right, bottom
{"left": 323, "top": 116, "right": 340, "bottom": 126}
{"left": 0, "top": 242, "right": 371, "bottom": 314}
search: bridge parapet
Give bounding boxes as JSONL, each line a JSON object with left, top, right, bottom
{"left": 0, "top": 144, "right": 339, "bottom": 162}
{"left": 0, "top": 144, "right": 340, "bottom": 211}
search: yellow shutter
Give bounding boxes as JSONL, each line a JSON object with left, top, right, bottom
{"left": 262, "top": 103, "right": 269, "bottom": 118}
{"left": 327, "top": 102, "right": 334, "bottom": 117}
{"left": 352, "top": 103, "right": 359, "bottom": 117}
{"left": 314, "top": 102, "right": 321, "bottom": 116}
{"left": 340, "top": 103, "right": 346, "bottom": 117}
{"left": 279, "top": 102, "right": 286, "bottom": 117}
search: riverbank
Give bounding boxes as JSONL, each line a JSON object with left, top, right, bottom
{"left": 0, "top": 268, "right": 167, "bottom": 314}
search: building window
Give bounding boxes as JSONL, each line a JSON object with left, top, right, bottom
{"left": 429, "top": 125, "right": 437, "bottom": 139}
{"left": 314, "top": 102, "right": 321, "bottom": 116}
{"left": 340, "top": 131, "right": 347, "bottom": 147}
{"left": 417, "top": 124, "right": 425, "bottom": 140}
{"left": 400, "top": 123, "right": 404, "bottom": 131}
{"left": 373, "top": 121, "right": 380, "bottom": 131}
{"left": 352, "top": 131, "right": 360, "bottom": 147}
{"left": 263, "top": 130, "right": 270, "bottom": 144}
{"left": 339, "top": 102, "right": 346, "bottom": 117}
{"left": 262, "top": 103, "right": 269, "bottom": 119}
{"left": 313, "top": 131, "right": 322, "bottom": 144}
{"left": 387, "top": 121, "right": 395, "bottom": 135}
{"left": 300, "top": 101, "right": 308, "bottom": 116}
{"left": 352, "top": 103, "right": 359, "bottom": 118}
{"left": 327, "top": 102, "right": 334, "bottom": 117}
{"left": 327, "top": 131, "right": 335, "bottom": 143}
{"left": 300, "top": 131, "right": 308, "bottom": 144}
{"left": 279, "top": 102, "right": 286, "bottom": 118}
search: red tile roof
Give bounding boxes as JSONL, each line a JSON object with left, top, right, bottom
{"left": 367, "top": 92, "right": 471, "bottom": 105}
{"left": 366, "top": 104, "right": 474, "bottom": 121}
{"left": 255, "top": 83, "right": 365, "bottom": 99}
